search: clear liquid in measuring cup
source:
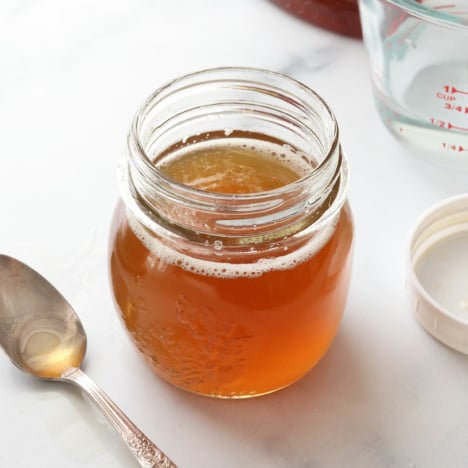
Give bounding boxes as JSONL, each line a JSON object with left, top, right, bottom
{"left": 359, "top": 0, "right": 468, "bottom": 166}
{"left": 377, "top": 62, "right": 468, "bottom": 160}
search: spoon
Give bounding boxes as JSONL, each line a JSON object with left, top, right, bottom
{"left": 0, "top": 254, "right": 177, "bottom": 468}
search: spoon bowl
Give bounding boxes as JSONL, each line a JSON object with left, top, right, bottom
{"left": 0, "top": 254, "right": 176, "bottom": 468}
{"left": 0, "top": 255, "right": 86, "bottom": 378}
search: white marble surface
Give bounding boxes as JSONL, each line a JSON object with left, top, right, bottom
{"left": 1, "top": 1, "right": 468, "bottom": 467}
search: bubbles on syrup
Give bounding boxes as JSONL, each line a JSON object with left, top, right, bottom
{"left": 128, "top": 137, "right": 337, "bottom": 279}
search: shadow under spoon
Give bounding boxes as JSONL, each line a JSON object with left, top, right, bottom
{"left": 0, "top": 254, "right": 177, "bottom": 468}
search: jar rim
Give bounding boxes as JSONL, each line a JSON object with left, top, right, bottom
{"left": 124, "top": 66, "right": 348, "bottom": 242}
{"left": 128, "top": 66, "right": 341, "bottom": 204}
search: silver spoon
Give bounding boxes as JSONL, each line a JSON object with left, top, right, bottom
{"left": 0, "top": 254, "right": 177, "bottom": 468}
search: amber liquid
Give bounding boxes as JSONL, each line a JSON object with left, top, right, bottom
{"left": 22, "top": 329, "right": 83, "bottom": 378}
{"left": 110, "top": 140, "right": 353, "bottom": 397}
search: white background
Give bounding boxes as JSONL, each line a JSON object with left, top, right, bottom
{"left": 1, "top": 1, "right": 467, "bottom": 467}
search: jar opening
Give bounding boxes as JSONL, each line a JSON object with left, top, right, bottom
{"left": 123, "top": 67, "right": 348, "bottom": 245}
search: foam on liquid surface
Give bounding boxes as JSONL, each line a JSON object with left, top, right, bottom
{"left": 160, "top": 139, "right": 308, "bottom": 194}
{"left": 129, "top": 138, "right": 338, "bottom": 278}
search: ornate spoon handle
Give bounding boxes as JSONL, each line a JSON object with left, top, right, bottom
{"left": 61, "top": 367, "right": 177, "bottom": 468}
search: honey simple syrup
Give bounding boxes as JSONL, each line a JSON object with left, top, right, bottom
{"left": 110, "top": 137, "right": 353, "bottom": 397}
{"left": 109, "top": 68, "right": 354, "bottom": 398}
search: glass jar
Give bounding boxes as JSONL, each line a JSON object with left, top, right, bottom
{"left": 109, "top": 67, "right": 354, "bottom": 398}
{"left": 271, "top": 0, "right": 362, "bottom": 38}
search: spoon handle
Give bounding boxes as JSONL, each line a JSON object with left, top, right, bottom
{"left": 61, "top": 367, "right": 177, "bottom": 468}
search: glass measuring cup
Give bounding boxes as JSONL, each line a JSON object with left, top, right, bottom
{"left": 359, "top": 0, "right": 468, "bottom": 166}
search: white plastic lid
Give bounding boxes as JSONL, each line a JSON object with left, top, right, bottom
{"left": 408, "top": 193, "right": 468, "bottom": 354}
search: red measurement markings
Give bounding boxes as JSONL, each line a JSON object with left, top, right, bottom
{"left": 448, "top": 122, "right": 468, "bottom": 132}
{"left": 444, "top": 103, "right": 468, "bottom": 113}
{"left": 431, "top": 118, "right": 447, "bottom": 128}
{"left": 442, "top": 143, "right": 468, "bottom": 152}
{"left": 437, "top": 92, "right": 456, "bottom": 101}
{"left": 430, "top": 119, "right": 468, "bottom": 132}
{"left": 444, "top": 85, "right": 468, "bottom": 96}
{"left": 434, "top": 4, "right": 456, "bottom": 9}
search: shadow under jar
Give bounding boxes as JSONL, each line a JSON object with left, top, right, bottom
{"left": 109, "top": 67, "right": 354, "bottom": 398}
